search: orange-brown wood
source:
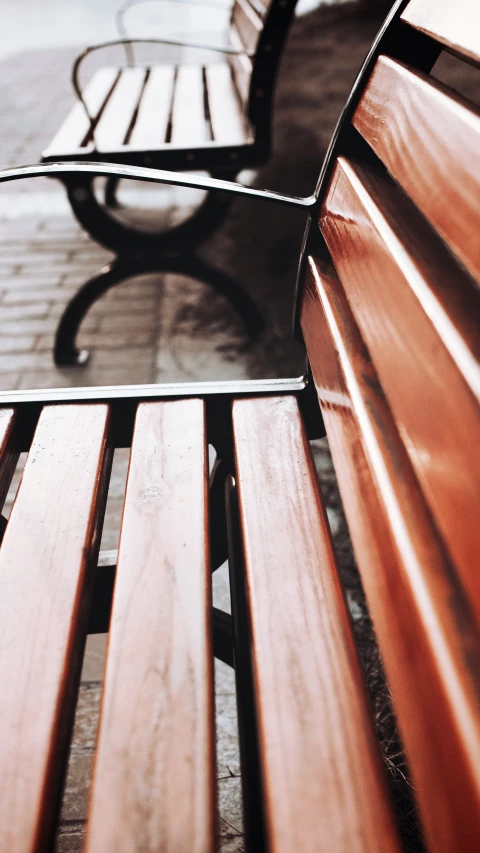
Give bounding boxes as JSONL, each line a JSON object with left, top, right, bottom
{"left": 0, "top": 404, "right": 111, "bottom": 853}
{"left": 353, "top": 55, "right": 480, "bottom": 283}
{"left": 401, "top": 0, "right": 480, "bottom": 65}
{"left": 171, "top": 65, "right": 208, "bottom": 145}
{"left": 129, "top": 65, "right": 175, "bottom": 148}
{"left": 45, "top": 67, "right": 119, "bottom": 155}
{"left": 206, "top": 64, "right": 250, "bottom": 145}
{"left": 232, "top": 395, "right": 401, "bottom": 853}
{"left": 85, "top": 400, "right": 215, "bottom": 853}
{"left": 321, "top": 157, "right": 480, "bottom": 624}
{"left": 301, "top": 256, "right": 480, "bottom": 853}
{"left": 94, "top": 67, "right": 146, "bottom": 151}
{"left": 231, "top": 0, "right": 263, "bottom": 55}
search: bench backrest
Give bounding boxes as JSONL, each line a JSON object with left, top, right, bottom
{"left": 297, "top": 0, "right": 480, "bottom": 850}
{"left": 228, "top": 0, "right": 298, "bottom": 134}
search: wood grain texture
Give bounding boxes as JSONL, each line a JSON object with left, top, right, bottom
{"left": 232, "top": 395, "right": 400, "bottom": 853}
{"left": 45, "top": 67, "right": 119, "bottom": 155}
{"left": 206, "top": 64, "right": 250, "bottom": 145}
{"left": 171, "top": 65, "right": 208, "bottom": 145}
{"left": 85, "top": 400, "right": 215, "bottom": 853}
{"left": 301, "top": 256, "right": 480, "bottom": 853}
{"left": 231, "top": 0, "right": 263, "bottom": 55}
{"left": 0, "top": 404, "right": 111, "bottom": 853}
{"left": 401, "top": 0, "right": 480, "bottom": 65}
{"left": 129, "top": 65, "right": 175, "bottom": 148}
{"left": 94, "top": 67, "right": 146, "bottom": 151}
{"left": 321, "top": 157, "right": 480, "bottom": 625}
{"left": 353, "top": 56, "right": 480, "bottom": 283}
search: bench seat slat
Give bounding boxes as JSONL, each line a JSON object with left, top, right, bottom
{"left": 85, "top": 400, "right": 215, "bottom": 853}
{"left": 353, "top": 56, "right": 480, "bottom": 283}
{"left": 171, "top": 65, "right": 209, "bottom": 145}
{"left": 206, "top": 64, "right": 250, "bottom": 145}
{"left": 129, "top": 65, "right": 175, "bottom": 149}
{"left": 44, "top": 67, "right": 119, "bottom": 156}
{"left": 232, "top": 396, "right": 401, "bottom": 853}
{"left": 321, "top": 157, "right": 480, "bottom": 624}
{"left": 401, "top": 0, "right": 480, "bottom": 66}
{"left": 0, "top": 405, "right": 111, "bottom": 853}
{"left": 94, "top": 67, "right": 147, "bottom": 152}
{"left": 301, "top": 257, "right": 480, "bottom": 853}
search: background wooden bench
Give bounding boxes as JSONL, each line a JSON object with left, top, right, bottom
{"left": 0, "top": 0, "right": 479, "bottom": 850}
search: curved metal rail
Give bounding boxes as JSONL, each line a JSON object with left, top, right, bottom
{"left": 0, "top": 161, "right": 316, "bottom": 209}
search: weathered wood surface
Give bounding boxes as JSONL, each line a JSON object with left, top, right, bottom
{"left": 321, "top": 157, "right": 480, "bottom": 625}
{"left": 301, "top": 256, "right": 480, "bottom": 853}
{"left": 0, "top": 405, "right": 111, "bottom": 853}
{"left": 232, "top": 395, "right": 400, "bottom": 853}
{"left": 85, "top": 400, "right": 215, "bottom": 853}
{"left": 353, "top": 55, "right": 480, "bottom": 282}
{"left": 401, "top": 0, "right": 480, "bottom": 65}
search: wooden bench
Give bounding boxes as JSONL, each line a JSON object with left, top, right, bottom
{"left": 1, "top": 0, "right": 480, "bottom": 849}
{"left": 41, "top": 0, "right": 299, "bottom": 255}
{"left": 41, "top": 0, "right": 298, "bottom": 367}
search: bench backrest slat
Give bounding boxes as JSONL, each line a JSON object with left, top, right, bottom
{"left": 401, "top": 0, "right": 480, "bottom": 65}
{"left": 320, "top": 156, "right": 480, "bottom": 625}
{"left": 232, "top": 396, "right": 401, "bottom": 853}
{"left": 85, "top": 400, "right": 215, "bottom": 853}
{"left": 295, "top": 3, "right": 480, "bottom": 848}
{"left": 0, "top": 405, "right": 111, "bottom": 853}
{"left": 301, "top": 257, "right": 480, "bottom": 853}
{"left": 352, "top": 55, "right": 480, "bottom": 283}
{"left": 231, "top": 0, "right": 263, "bottom": 57}
{"left": 229, "top": 0, "right": 298, "bottom": 135}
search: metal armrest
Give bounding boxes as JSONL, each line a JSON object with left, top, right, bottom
{"left": 0, "top": 161, "right": 316, "bottom": 210}
{"left": 72, "top": 36, "right": 253, "bottom": 133}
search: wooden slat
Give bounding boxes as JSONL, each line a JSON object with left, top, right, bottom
{"left": 301, "top": 256, "right": 480, "bottom": 853}
{"left": 321, "top": 157, "right": 480, "bottom": 625}
{"left": 231, "top": 0, "right": 263, "bottom": 54}
{"left": 129, "top": 65, "right": 175, "bottom": 149}
{"left": 45, "top": 67, "right": 119, "bottom": 155}
{"left": 353, "top": 56, "right": 480, "bottom": 283}
{"left": 205, "top": 64, "right": 249, "bottom": 145}
{"left": 85, "top": 400, "right": 215, "bottom": 853}
{"left": 232, "top": 395, "right": 401, "bottom": 853}
{"left": 170, "top": 65, "right": 208, "bottom": 145}
{"left": 0, "top": 405, "right": 111, "bottom": 853}
{"left": 94, "top": 67, "right": 146, "bottom": 152}
{"left": 228, "top": 28, "right": 252, "bottom": 105}
{"left": 401, "top": 0, "right": 480, "bottom": 66}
